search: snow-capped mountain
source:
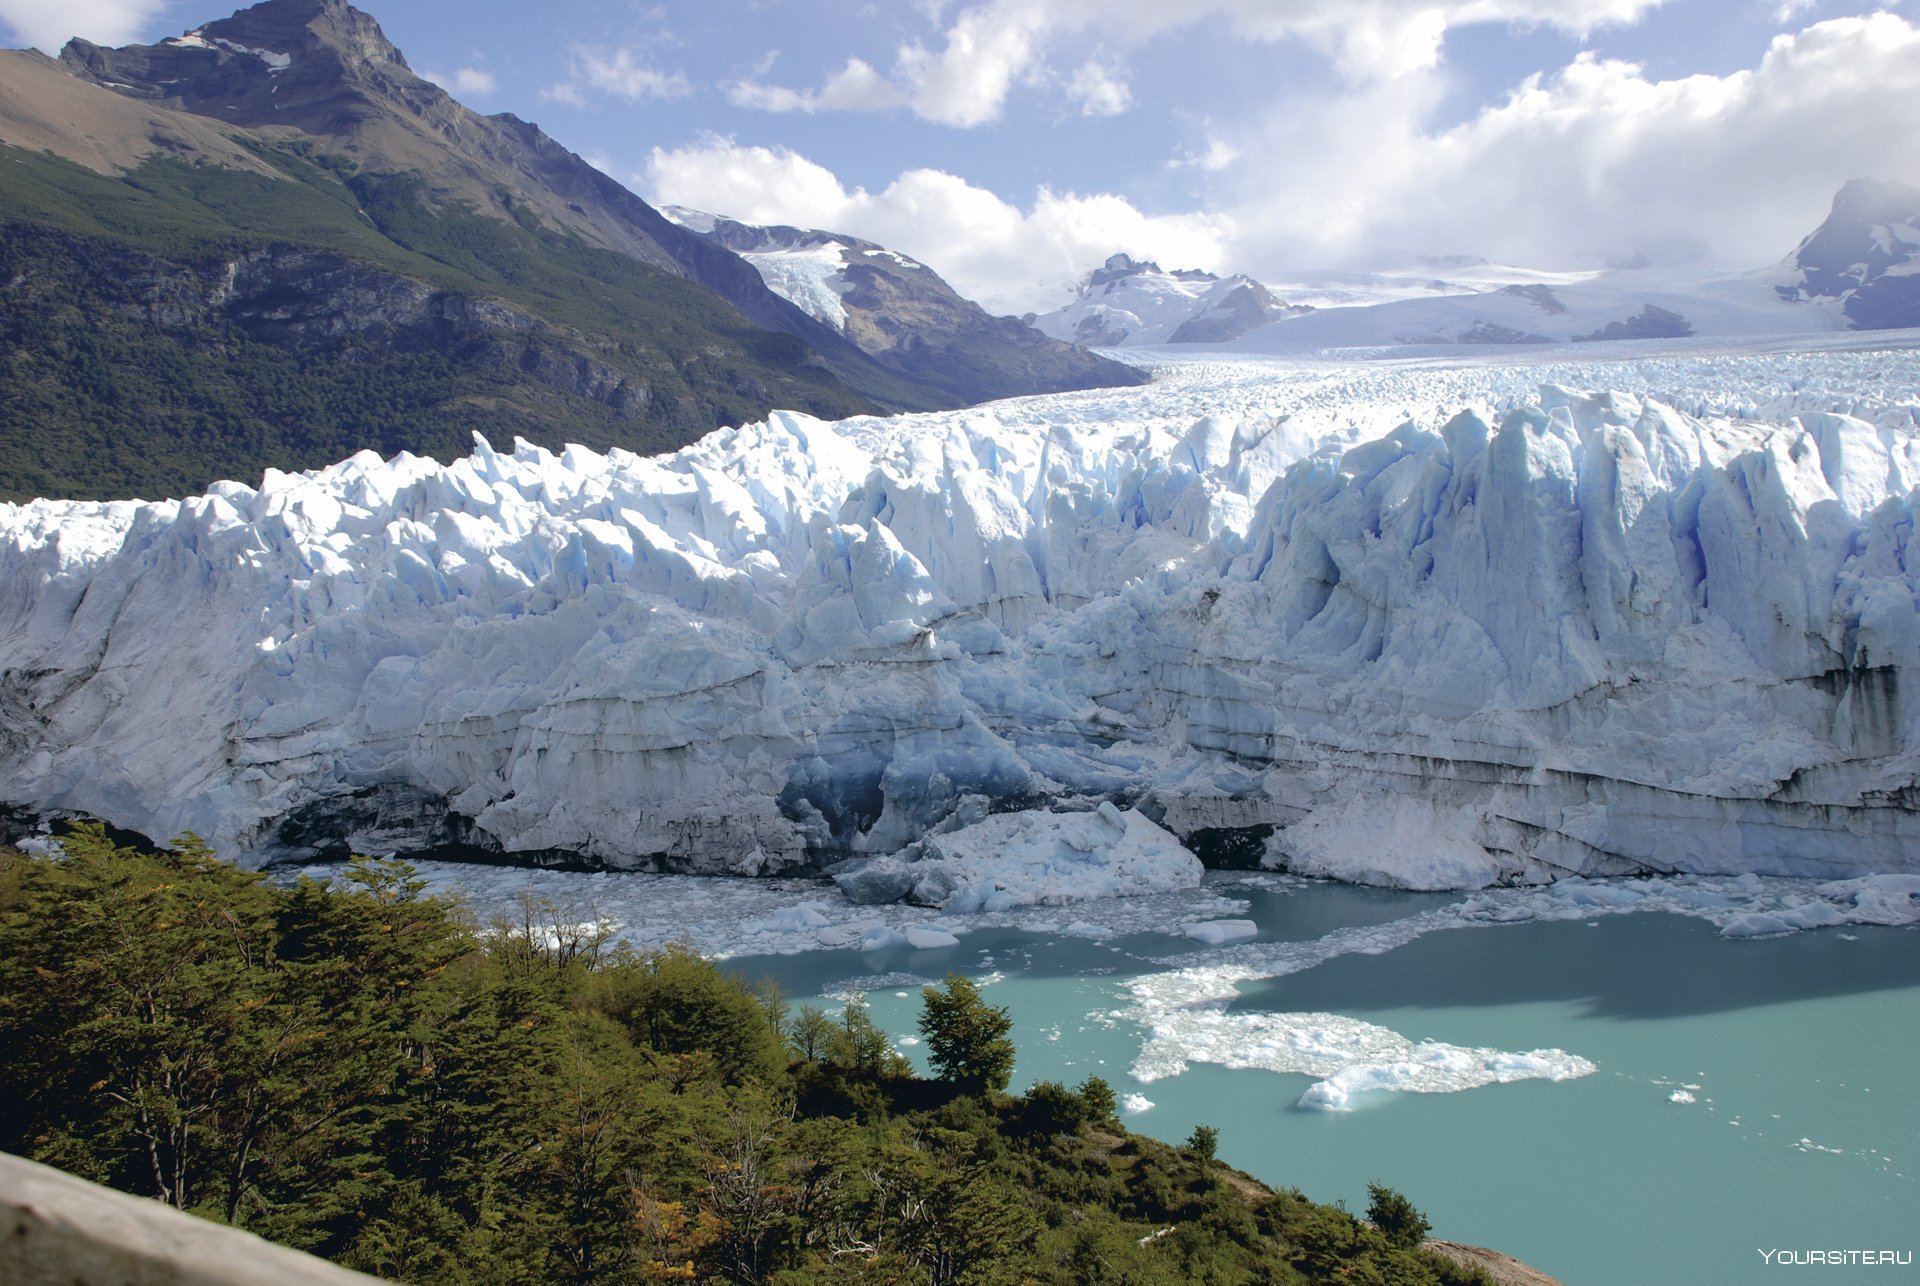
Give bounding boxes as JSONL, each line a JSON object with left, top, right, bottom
{"left": 1028, "top": 254, "right": 1307, "bottom": 347}
{"left": 662, "top": 208, "right": 1144, "bottom": 406}
{"left": 4, "top": 344, "right": 1918, "bottom": 891}
{"left": 1227, "top": 268, "right": 1846, "bottom": 352}
{"left": 1042, "top": 182, "right": 1919, "bottom": 356}
{"left": 1775, "top": 177, "right": 1920, "bottom": 330}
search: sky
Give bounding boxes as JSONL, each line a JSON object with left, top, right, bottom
{"left": 2, "top": 0, "right": 1916, "bottom": 313}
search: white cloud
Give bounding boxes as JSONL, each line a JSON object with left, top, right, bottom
{"left": 1080, "top": 0, "right": 1664, "bottom": 79}
{"left": 1216, "top": 11, "right": 1920, "bottom": 272}
{"left": 1066, "top": 60, "right": 1131, "bottom": 117}
{"left": 895, "top": 2, "right": 1050, "bottom": 126}
{"left": 544, "top": 47, "right": 692, "bottom": 106}
{"left": 0, "top": 0, "right": 166, "bottom": 53}
{"left": 644, "top": 12, "right": 1920, "bottom": 309}
{"left": 642, "top": 137, "right": 1229, "bottom": 314}
{"left": 422, "top": 66, "right": 498, "bottom": 97}
{"left": 729, "top": 0, "right": 1666, "bottom": 127}
{"left": 1171, "top": 135, "right": 1241, "bottom": 172}
{"left": 726, "top": 58, "right": 905, "bottom": 113}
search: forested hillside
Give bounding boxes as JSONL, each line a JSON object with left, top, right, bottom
{"left": 0, "top": 829, "right": 1491, "bottom": 1284}
{"left": 0, "top": 142, "right": 899, "bottom": 502}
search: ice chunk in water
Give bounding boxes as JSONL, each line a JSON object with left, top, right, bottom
{"left": 1181, "top": 919, "right": 1258, "bottom": 945}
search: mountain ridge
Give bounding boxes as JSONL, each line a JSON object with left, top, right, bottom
{"left": 1777, "top": 176, "right": 1920, "bottom": 329}
{"left": 664, "top": 207, "right": 1147, "bottom": 406}
{"left": 1036, "top": 183, "right": 1920, "bottom": 352}
{"left": 53, "top": 0, "right": 926, "bottom": 405}
{"left": 1030, "top": 253, "right": 1307, "bottom": 347}
{"left": 0, "top": 0, "right": 1141, "bottom": 502}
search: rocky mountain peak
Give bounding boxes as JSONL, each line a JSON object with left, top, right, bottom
{"left": 1828, "top": 176, "right": 1920, "bottom": 223}
{"left": 1781, "top": 176, "right": 1920, "bottom": 329}
{"left": 208, "top": 0, "right": 405, "bottom": 66}
{"left": 1086, "top": 253, "right": 1224, "bottom": 295}
{"left": 1088, "top": 253, "right": 1158, "bottom": 290}
{"left": 60, "top": 0, "right": 433, "bottom": 145}
{"left": 1790, "top": 177, "right": 1920, "bottom": 292}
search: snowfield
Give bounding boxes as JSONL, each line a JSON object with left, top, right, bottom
{"left": 4, "top": 336, "right": 1920, "bottom": 898}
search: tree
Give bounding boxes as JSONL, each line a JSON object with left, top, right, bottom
{"left": 1366, "top": 1182, "right": 1431, "bottom": 1250}
{"left": 1187, "top": 1124, "right": 1219, "bottom": 1165}
{"left": 917, "top": 974, "right": 1015, "bottom": 1095}
{"left": 0, "top": 827, "right": 279, "bottom": 1213}
{"left": 786, "top": 1004, "right": 835, "bottom": 1064}
{"left": 829, "top": 994, "right": 907, "bottom": 1077}
{"left": 588, "top": 942, "right": 785, "bottom": 1087}
{"left": 1078, "top": 1075, "right": 1118, "bottom": 1127}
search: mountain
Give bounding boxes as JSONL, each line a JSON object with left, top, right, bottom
{"left": 1038, "top": 182, "right": 1919, "bottom": 358}
{"left": 1028, "top": 254, "right": 1308, "bottom": 347}
{"left": 1219, "top": 270, "right": 1848, "bottom": 353}
{"left": 1775, "top": 177, "right": 1920, "bottom": 329}
{"left": 4, "top": 350, "right": 1916, "bottom": 886}
{"left": 663, "top": 208, "right": 1145, "bottom": 405}
{"left": 0, "top": 0, "right": 1135, "bottom": 503}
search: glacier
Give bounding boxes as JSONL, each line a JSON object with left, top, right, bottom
{"left": 4, "top": 340, "right": 1920, "bottom": 892}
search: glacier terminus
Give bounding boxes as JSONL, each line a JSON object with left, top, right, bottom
{"left": 4, "top": 339, "right": 1920, "bottom": 899}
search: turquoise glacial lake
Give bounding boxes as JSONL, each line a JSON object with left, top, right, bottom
{"left": 718, "top": 878, "right": 1920, "bottom": 1286}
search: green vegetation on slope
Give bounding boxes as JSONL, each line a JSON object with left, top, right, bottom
{"left": 0, "top": 142, "right": 908, "bottom": 502}
{"left": 0, "top": 828, "right": 1492, "bottom": 1285}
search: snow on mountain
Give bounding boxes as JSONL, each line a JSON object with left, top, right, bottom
{"left": 4, "top": 341, "right": 1920, "bottom": 894}
{"left": 661, "top": 206, "right": 878, "bottom": 332}
{"left": 1044, "top": 181, "right": 1917, "bottom": 357}
{"left": 660, "top": 207, "right": 1145, "bottom": 406}
{"left": 1228, "top": 268, "right": 1847, "bottom": 353}
{"left": 1775, "top": 178, "right": 1920, "bottom": 330}
{"left": 1251, "top": 259, "right": 1599, "bottom": 311}
{"left": 1029, "top": 254, "right": 1306, "bottom": 347}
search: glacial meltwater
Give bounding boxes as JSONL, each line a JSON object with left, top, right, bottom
{"left": 403, "top": 864, "right": 1920, "bottom": 1285}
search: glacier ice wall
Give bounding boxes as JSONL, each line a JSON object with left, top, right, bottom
{"left": 4, "top": 347, "right": 1919, "bottom": 884}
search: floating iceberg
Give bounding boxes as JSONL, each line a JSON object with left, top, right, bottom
{"left": 1180, "top": 919, "right": 1258, "bottom": 945}
{"left": 904, "top": 802, "right": 1203, "bottom": 912}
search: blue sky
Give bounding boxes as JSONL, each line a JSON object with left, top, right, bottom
{"left": 4, "top": 0, "right": 1915, "bottom": 311}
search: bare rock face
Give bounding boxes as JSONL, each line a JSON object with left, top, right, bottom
{"left": 1574, "top": 304, "right": 1694, "bottom": 343}
{"left": 1422, "top": 1239, "right": 1566, "bottom": 1286}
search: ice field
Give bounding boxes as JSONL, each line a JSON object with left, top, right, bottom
{"left": 6, "top": 336, "right": 1920, "bottom": 899}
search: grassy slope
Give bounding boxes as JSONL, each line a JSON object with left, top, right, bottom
{"left": 0, "top": 142, "right": 901, "bottom": 502}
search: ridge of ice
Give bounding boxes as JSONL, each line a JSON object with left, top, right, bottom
{"left": 3, "top": 345, "right": 1920, "bottom": 887}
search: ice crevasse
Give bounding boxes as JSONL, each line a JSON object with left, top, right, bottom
{"left": 2, "top": 352, "right": 1918, "bottom": 891}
